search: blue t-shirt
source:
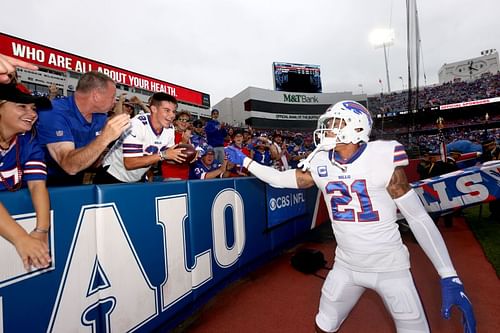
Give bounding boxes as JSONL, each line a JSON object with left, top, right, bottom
{"left": 189, "top": 159, "right": 221, "bottom": 179}
{"left": 253, "top": 149, "right": 272, "bottom": 166}
{"left": 204, "top": 119, "right": 227, "bottom": 147}
{"left": 0, "top": 132, "right": 46, "bottom": 191}
{"left": 36, "top": 95, "right": 108, "bottom": 185}
{"left": 191, "top": 133, "right": 207, "bottom": 149}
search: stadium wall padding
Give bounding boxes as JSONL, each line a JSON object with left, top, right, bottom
{"left": 2, "top": 160, "right": 497, "bottom": 332}
{"left": 0, "top": 178, "right": 319, "bottom": 332}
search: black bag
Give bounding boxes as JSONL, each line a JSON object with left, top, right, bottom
{"left": 290, "top": 249, "right": 327, "bottom": 274}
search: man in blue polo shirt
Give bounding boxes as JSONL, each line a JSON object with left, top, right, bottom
{"left": 37, "top": 71, "right": 130, "bottom": 186}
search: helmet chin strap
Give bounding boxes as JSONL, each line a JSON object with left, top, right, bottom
{"left": 297, "top": 141, "right": 346, "bottom": 172}
{"left": 330, "top": 154, "right": 347, "bottom": 172}
{"left": 317, "top": 137, "right": 347, "bottom": 172}
{"left": 297, "top": 143, "right": 327, "bottom": 172}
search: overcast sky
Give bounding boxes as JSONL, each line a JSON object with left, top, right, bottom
{"left": 1, "top": 0, "right": 498, "bottom": 105}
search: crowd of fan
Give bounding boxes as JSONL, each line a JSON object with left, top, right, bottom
{"left": 367, "top": 72, "right": 500, "bottom": 114}
{"left": 1, "top": 52, "right": 500, "bottom": 270}
{"left": 13, "top": 71, "right": 500, "bottom": 183}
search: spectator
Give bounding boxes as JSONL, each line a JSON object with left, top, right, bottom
{"left": 128, "top": 95, "right": 151, "bottom": 114}
{"left": 480, "top": 138, "right": 499, "bottom": 163}
{"left": 271, "top": 131, "right": 289, "bottom": 171}
{"left": 302, "top": 135, "right": 316, "bottom": 156}
{"left": 416, "top": 151, "right": 432, "bottom": 179}
{"left": 448, "top": 150, "right": 462, "bottom": 165}
{"left": 161, "top": 110, "right": 194, "bottom": 181}
{"left": 36, "top": 71, "right": 130, "bottom": 186}
{"left": 189, "top": 144, "right": 227, "bottom": 180}
{"left": 94, "top": 93, "right": 186, "bottom": 184}
{"left": 425, "top": 151, "right": 459, "bottom": 228}
{"left": 0, "top": 83, "right": 52, "bottom": 270}
{"left": 228, "top": 129, "right": 251, "bottom": 176}
{"left": 252, "top": 135, "right": 273, "bottom": 166}
{"left": 230, "top": 129, "right": 251, "bottom": 157}
{"left": 48, "top": 83, "right": 58, "bottom": 101}
{"left": 427, "top": 151, "right": 457, "bottom": 178}
{"left": 367, "top": 72, "right": 500, "bottom": 115}
{"left": 204, "top": 109, "right": 227, "bottom": 163}
{"left": 191, "top": 119, "right": 207, "bottom": 148}
{"left": 224, "top": 127, "right": 233, "bottom": 145}
{"left": 242, "top": 127, "right": 253, "bottom": 149}
{"left": 110, "top": 93, "right": 135, "bottom": 117}
{"left": 288, "top": 134, "right": 306, "bottom": 169}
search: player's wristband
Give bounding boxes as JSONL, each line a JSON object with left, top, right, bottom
{"left": 33, "top": 227, "right": 49, "bottom": 234}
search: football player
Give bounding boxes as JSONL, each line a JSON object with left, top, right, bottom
{"left": 225, "top": 100, "right": 476, "bottom": 333}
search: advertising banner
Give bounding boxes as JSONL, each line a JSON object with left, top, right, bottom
{"left": 0, "top": 33, "right": 208, "bottom": 107}
{"left": 412, "top": 160, "right": 500, "bottom": 214}
{"left": 0, "top": 180, "right": 317, "bottom": 332}
{"left": 266, "top": 187, "right": 307, "bottom": 228}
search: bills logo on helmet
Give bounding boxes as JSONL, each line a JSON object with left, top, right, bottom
{"left": 342, "top": 101, "right": 373, "bottom": 126}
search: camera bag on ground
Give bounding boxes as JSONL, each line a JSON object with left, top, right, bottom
{"left": 290, "top": 248, "right": 327, "bottom": 275}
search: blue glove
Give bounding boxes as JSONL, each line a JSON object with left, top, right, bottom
{"left": 224, "top": 146, "right": 247, "bottom": 166}
{"left": 441, "top": 276, "right": 476, "bottom": 333}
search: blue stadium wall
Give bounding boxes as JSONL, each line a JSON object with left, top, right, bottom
{"left": 0, "top": 178, "right": 320, "bottom": 332}
{"left": 3, "top": 162, "right": 497, "bottom": 332}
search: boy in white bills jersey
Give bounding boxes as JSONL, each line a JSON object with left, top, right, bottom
{"left": 225, "top": 101, "right": 476, "bottom": 333}
{"left": 94, "top": 93, "right": 188, "bottom": 184}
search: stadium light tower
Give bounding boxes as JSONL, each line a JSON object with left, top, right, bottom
{"left": 358, "top": 83, "right": 364, "bottom": 94}
{"left": 370, "top": 28, "right": 395, "bottom": 93}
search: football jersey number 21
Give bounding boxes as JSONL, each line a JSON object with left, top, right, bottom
{"left": 325, "top": 180, "right": 380, "bottom": 222}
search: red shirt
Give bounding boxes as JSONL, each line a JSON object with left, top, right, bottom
{"left": 161, "top": 131, "right": 190, "bottom": 180}
{"left": 230, "top": 143, "right": 250, "bottom": 176}
{"left": 232, "top": 143, "right": 251, "bottom": 157}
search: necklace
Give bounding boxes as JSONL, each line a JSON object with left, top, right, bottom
{"left": 0, "top": 136, "right": 23, "bottom": 192}
{"left": 0, "top": 140, "right": 10, "bottom": 150}
{"left": 0, "top": 133, "right": 13, "bottom": 150}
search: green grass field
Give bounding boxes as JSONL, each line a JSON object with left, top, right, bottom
{"left": 463, "top": 204, "right": 500, "bottom": 277}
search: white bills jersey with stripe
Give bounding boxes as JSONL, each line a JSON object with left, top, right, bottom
{"left": 309, "top": 140, "right": 410, "bottom": 272}
{"left": 104, "top": 114, "right": 175, "bottom": 182}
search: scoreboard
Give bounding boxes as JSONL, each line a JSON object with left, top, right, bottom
{"left": 273, "top": 62, "right": 322, "bottom": 93}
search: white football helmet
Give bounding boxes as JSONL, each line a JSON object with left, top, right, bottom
{"left": 313, "top": 100, "right": 373, "bottom": 150}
